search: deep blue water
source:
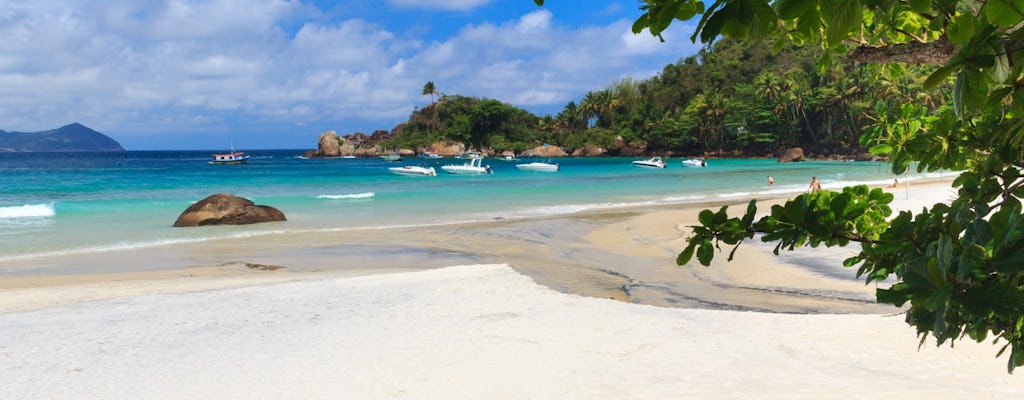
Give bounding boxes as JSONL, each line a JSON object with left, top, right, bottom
{"left": 0, "top": 150, "right": 933, "bottom": 265}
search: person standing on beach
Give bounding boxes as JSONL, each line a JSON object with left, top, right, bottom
{"left": 767, "top": 176, "right": 774, "bottom": 187}
{"left": 809, "top": 176, "right": 821, "bottom": 192}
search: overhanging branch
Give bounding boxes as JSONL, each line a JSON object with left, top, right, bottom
{"left": 848, "top": 39, "right": 956, "bottom": 65}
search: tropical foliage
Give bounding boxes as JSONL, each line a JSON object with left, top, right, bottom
{"left": 399, "top": 38, "right": 942, "bottom": 156}
{"left": 532, "top": 0, "right": 1024, "bottom": 372}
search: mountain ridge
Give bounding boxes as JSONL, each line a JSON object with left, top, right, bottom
{"left": 0, "top": 123, "right": 125, "bottom": 152}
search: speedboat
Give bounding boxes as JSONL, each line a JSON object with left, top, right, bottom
{"left": 516, "top": 161, "right": 559, "bottom": 172}
{"left": 441, "top": 156, "right": 492, "bottom": 175}
{"left": 500, "top": 154, "right": 520, "bottom": 162}
{"left": 682, "top": 158, "right": 707, "bottom": 167}
{"left": 418, "top": 152, "right": 443, "bottom": 159}
{"left": 210, "top": 151, "right": 250, "bottom": 165}
{"left": 632, "top": 156, "right": 666, "bottom": 169}
{"left": 389, "top": 165, "right": 437, "bottom": 176}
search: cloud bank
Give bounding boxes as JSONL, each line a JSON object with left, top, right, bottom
{"left": 0, "top": 0, "right": 699, "bottom": 149}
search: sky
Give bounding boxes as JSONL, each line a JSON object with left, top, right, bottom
{"left": 0, "top": 0, "right": 701, "bottom": 150}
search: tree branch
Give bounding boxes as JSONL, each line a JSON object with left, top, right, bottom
{"left": 848, "top": 39, "right": 956, "bottom": 65}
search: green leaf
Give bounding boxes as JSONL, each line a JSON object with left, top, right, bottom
{"left": 677, "top": 242, "right": 697, "bottom": 265}
{"left": 925, "top": 287, "right": 950, "bottom": 312}
{"left": 775, "top": 0, "right": 813, "bottom": 19}
{"left": 947, "top": 14, "right": 975, "bottom": 46}
{"left": 953, "top": 68, "right": 989, "bottom": 118}
{"left": 922, "top": 64, "right": 956, "bottom": 91}
{"left": 698, "top": 209, "right": 715, "bottom": 226}
{"left": 820, "top": 0, "right": 862, "bottom": 47}
{"left": 986, "top": 0, "right": 1024, "bottom": 28}
{"left": 908, "top": 0, "right": 931, "bottom": 12}
{"left": 697, "top": 240, "right": 715, "bottom": 266}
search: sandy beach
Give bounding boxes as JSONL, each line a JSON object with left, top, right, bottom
{"left": 2, "top": 180, "right": 1021, "bottom": 398}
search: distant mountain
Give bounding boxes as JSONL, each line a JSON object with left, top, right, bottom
{"left": 0, "top": 123, "right": 125, "bottom": 152}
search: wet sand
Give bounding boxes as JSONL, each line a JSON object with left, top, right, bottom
{"left": 0, "top": 179, "right": 950, "bottom": 314}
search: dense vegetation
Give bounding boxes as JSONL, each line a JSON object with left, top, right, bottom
{"left": 393, "top": 37, "right": 944, "bottom": 157}
{"left": 573, "top": 0, "right": 1024, "bottom": 372}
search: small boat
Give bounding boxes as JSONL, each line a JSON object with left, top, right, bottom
{"left": 516, "top": 161, "right": 559, "bottom": 172}
{"left": 441, "top": 156, "right": 492, "bottom": 175}
{"left": 418, "top": 152, "right": 443, "bottom": 159}
{"left": 682, "top": 158, "right": 707, "bottom": 167}
{"left": 632, "top": 156, "right": 667, "bottom": 169}
{"left": 499, "top": 154, "right": 520, "bottom": 162}
{"left": 380, "top": 154, "right": 403, "bottom": 162}
{"left": 210, "top": 151, "right": 250, "bottom": 165}
{"left": 389, "top": 165, "right": 437, "bottom": 176}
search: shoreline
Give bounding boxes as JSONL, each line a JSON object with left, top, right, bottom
{"left": 0, "top": 178, "right": 954, "bottom": 314}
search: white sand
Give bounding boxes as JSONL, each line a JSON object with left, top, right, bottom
{"left": 2, "top": 181, "right": 1021, "bottom": 399}
{"left": 1, "top": 264, "right": 1019, "bottom": 399}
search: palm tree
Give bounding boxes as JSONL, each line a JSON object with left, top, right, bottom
{"left": 422, "top": 81, "right": 438, "bottom": 103}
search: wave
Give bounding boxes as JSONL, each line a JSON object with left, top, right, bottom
{"left": 318, "top": 192, "right": 375, "bottom": 200}
{"left": 0, "top": 204, "right": 55, "bottom": 219}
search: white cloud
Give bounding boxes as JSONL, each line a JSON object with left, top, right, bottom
{"left": 388, "top": 0, "right": 491, "bottom": 11}
{"left": 0, "top": 1, "right": 700, "bottom": 148}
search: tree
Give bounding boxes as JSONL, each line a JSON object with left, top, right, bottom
{"left": 534, "top": 0, "right": 1024, "bottom": 372}
{"left": 422, "top": 81, "right": 438, "bottom": 103}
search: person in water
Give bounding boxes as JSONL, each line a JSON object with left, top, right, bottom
{"left": 809, "top": 176, "right": 821, "bottom": 192}
{"left": 767, "top": 176, "right": 774, "bottom": 187}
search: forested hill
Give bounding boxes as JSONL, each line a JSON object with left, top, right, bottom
{"left": 387, "top": 38, "right": 942, "bottom": 158}
{"left": 0, "top": 123, "right": 125, "bottom": 152}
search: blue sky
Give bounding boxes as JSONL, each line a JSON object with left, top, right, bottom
{"left": 0, "top": 1, "right": 701, "bottom": 150}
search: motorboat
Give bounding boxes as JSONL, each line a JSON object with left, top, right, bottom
{"left": 682, "top": 158, "right": 707, "bottom": 167}
{"left": 389, "top": 165, "right": 437, "bottom": 176}
{"left": 516, "top": 161, "right": 559, "bottom": 172}
{"left": 499, "top": 154, "right": 520, "bottom": 162}
{"left": 632, "top": 156, "right": 666, "bottom": 169}
{"left": 380, "top": 154, "right": 403, "bottom": 162}
{"left": 418, "top": 152, "right": 443, "bottom": 159}
{"left": 210, "top": 151, "right": 250, "bottom": 165}
{"left": 441, "top": 156, "right": 492, "bottom": 175}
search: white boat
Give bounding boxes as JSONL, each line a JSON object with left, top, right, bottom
{"left": 682, "top": 158, "right": 707, "bottom": 167}
{"left": 441, "top": 157, "right": 492, "bottom": 175}
{"left": 209, "top": 151, "right": 250, "bottom": 165}
{"left": 516, "top": 161, "right": 559, "bottom": 172}
{"left": 389, "top": 165, "right": 437, "bottom": 176}
{"left": 632, "top": 157, "right": 666, "bottom": 169}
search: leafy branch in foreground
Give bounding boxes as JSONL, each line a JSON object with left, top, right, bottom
{"left": 535, "top": 0, "right": 1024, "bottom": 372}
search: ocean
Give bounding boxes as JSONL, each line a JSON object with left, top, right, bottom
{"left": 0, "top": 150, "right": 945, "bottom": 274}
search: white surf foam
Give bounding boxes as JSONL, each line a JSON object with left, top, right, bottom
{"left": 317, "top": 192, "right": 375, "bottom": 200}
{"left": 0, "top": 203, "right": 55, "bottom": 219}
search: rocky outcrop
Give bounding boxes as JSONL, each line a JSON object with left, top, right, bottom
{"left": 571, "top": 145, "right": 606, "bottom": 157}
{"left": 425, "top": 141, "right": 465, "bottom": 157}
{"left": 777, "top": 147, "right": 804, "bottom": 163}
{"left": 173, "top": 194, "right": 286, "bottom": 227}
{"left": 523, "top": 145, "right": 567, "bottom": 157}
{"left": 608, "top": 136, "right": 647, "bottom": 156}
{"left": 318, "top": 130, "right": 341, "bottom": 157}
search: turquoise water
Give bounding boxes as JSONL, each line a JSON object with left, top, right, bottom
{"left": 0, "top": 151, "right": 939, "bottom": 267}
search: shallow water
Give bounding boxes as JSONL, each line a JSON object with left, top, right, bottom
{"left": 0, "top": 150, "right": 946, "bottom": 275}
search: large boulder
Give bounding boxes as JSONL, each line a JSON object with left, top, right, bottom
{"left": 524, "top": 144, "right": 568, "bottom": 157}
{"left": 173, "top": 194, "right": 286, "bottom": 227}
{"left": 428, "top": 141, "right": 465, "bottom": 157}
{"left": 318, "top": 130, "right": 341, "bottom": 157}
{"left": 777, "top": 147, "right": 804, "bottom": 163}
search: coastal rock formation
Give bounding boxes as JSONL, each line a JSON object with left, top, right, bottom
{"left": 571, "top": 145, "right": 606, "bottom": 157}
{"left": 777, "top": 147, "right": 804, "bottom": 163}
{"left": 426, "top": 141, "right": 465, "bottom": 157}
{"left": 524, "top": 145, "right": 567, "bottom": 157}
{"left": 318, "top": 131, "right": 341, "bottom": 157}
{"left": 173, "top": 193, "right": 286, "bottom": 227}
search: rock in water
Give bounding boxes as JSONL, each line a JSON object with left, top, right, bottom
{"left": 173, "top": 194, "right": 286, "bottom": 227}
{"left": 777, "top": 147, "right": 804, "bottom": 163}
